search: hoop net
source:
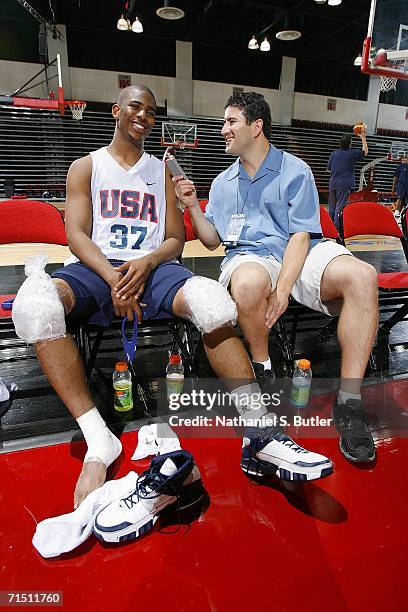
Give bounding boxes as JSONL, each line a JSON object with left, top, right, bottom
{"left": 68, "top": 100, "right": 86, "bottom": 120}
{"left": 380, "top": 76, "right": 398, "bottom": 92}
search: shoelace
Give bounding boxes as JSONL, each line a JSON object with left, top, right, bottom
{"left": 120, "top": 468, "right": 184, "bottom": 534}
{"left": 255, "top": 426, "right": 308, "bottom": 454}
{"left": 121, "top": 470, "right": 171, "bottom": 509}
{"left": 121, "top": 466, "right": 184, "bottom": 509}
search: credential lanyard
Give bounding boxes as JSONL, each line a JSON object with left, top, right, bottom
{"left": 236, "top": 176, "right": 252, "bottom": 215}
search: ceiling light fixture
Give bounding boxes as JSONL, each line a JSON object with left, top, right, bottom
{"left": 328, "top": 0, "right": 342, "bottom": 6}
{"left": 156, "top": 1, "right": 185, "bottom": 20}
{"left": 248, "top": 34, "right": 259, "bottom": 50}
{"left": 260, "top": 37, "right": 270, "bottom": 52}
{"left": 314, "top": 0, "right": 326, "bottom": 4}
{"left": 354, "top": 54, "right": 362, "bottom": 66}
{"left": 131, "top": 16, "right": 143, "bottom": 33}
{"left": 117, "top": 15, "right": 129, "bottom": 31}
{"left": 276, "top": 30, "right": 302, "bottom": 41}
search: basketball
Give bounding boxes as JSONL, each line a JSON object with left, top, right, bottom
{"left": 353, "top": 122, "right": 367, "bottom": 135}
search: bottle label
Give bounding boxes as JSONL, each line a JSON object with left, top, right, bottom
{"left": 113, "top": 381, "right": 133, "bottom": 412}
{"left": 290, "top": 381, "right": 311, "bottom": 408}
{"left": 166, "top": 375, "right": 184, "bottom": 398}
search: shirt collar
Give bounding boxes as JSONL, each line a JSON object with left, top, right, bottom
{"left": 226, "top": 145, "right": 283, "bottom": 181}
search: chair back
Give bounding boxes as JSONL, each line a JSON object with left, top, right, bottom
{"left": 401, "top": 206, "right": 408, "bottom": 238}
{"left": 340, "top": 202, "right": 403, "bottom": 240}
{"left": 0, "top": 200, "right": 67, "bottom": 245}
{"left": 319, "top": 205, "right": 340, "bottom": 240}
{"left": 183, "top": 199, "right": 208, "bottom": 242}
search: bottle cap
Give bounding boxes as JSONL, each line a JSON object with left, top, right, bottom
{"left": 169, "top": 354, "right": 181, "bottom": 365}
{"left": 297, "top": 359, "right": 311, "bottom": 369}
{"left": 115, "top": 361, "right": 128, "bottom": 371}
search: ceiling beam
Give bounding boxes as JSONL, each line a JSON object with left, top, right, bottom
{"left": 186, "top": 0, "right": 221, "bottom": 39}
{"left": 295, "top": 11, "right": 369, "bottom": 55}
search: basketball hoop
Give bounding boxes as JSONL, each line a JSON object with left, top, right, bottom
{"left": 67, "top": 100, "right": 86, "bottom": 120}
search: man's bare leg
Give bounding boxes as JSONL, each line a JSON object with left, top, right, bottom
{"left": 35, "top": 280, "right": 120, "bottom": 508}
{"left": 320, "top": 255, "right": 379, "bottom": 393}
{"left": 229, "top": 264, "right": 272, "bottom": 363}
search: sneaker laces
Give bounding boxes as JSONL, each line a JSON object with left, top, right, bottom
{"left": 254, "top": 426, "right": 308, "bottom": 454}
{"left": 120, "top": 469, "right": 179, "bottom": 509}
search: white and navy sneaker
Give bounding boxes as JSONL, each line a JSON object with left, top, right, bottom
{"left": 241, "top": 424, "right": 333, "bottom": 481}
{"left": 94, "top": 450, "right": 204, "bottom": 543}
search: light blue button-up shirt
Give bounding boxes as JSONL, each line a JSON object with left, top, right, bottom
{"left": 205, "top": 145, "right": 323, "bottom": 263}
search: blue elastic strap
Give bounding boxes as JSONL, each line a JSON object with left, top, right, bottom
{"left": 1, "top": 298, "right": 15, "bottom": 311}
{"left": 121, "top": 316, "right": 138, "bottom": 364}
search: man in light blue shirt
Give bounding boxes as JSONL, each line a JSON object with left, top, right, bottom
{"left": 205, "top": 139, "right": 323, "bottom": 265}
{"left": 174, "top": 91, "right": 378, "bottom": 465}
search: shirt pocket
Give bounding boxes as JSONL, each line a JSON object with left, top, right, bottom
{"left": 263, "top": 200, "right": 289, "bottom": 234}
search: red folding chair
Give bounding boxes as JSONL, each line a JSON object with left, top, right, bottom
{"left": 401, "top": 206, "right": 407, "bottom": 238}
{"left": 0, "top": 199, "right": 67, "bottom": 321}
{"left": 0, "top": 199, "right": 67, "bottom": 246}
{"left": 339, "top": 202, "right": 408, "bottom": 332}
{"left": 319, "top": 205, "right": 341, "bottom": 242}
{"left": 183, "top": 199, "right": 208, "bottom": 241}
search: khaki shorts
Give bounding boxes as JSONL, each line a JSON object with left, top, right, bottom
{"left": 218, "top": 241, "right": 352, "bottom": 316}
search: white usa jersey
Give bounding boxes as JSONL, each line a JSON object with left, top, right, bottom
{"left": 88, "top": 147, "right": 166, "bottom": 261}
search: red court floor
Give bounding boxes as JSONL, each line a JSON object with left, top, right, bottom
{"left": 1, "top": 397, "right": 408, "bottom": 612}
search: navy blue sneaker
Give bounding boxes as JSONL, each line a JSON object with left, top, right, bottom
{"left": 94, "top": 450, "right": 204, "bottom": 543}
{"left": 241, "top": 424, "right": 333, "bottom": 481}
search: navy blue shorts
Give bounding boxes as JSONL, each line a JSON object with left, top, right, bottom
{"left": 396, "top": 183, "right": 407, "bottom": 201}
{"left": 52, "top": 259, "right": 193, "bottom": 329}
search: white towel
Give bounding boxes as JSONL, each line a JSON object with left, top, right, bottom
{"left": 131, "top": 423, "right": 181, "bottom": 460}
{"left": 0, "top": 378, "right": 18, "bottom": 402}
{"left": 32, "top": 471, "right": 138, "bottom": 558}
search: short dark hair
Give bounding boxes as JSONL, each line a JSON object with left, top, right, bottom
{"left": 225, "top": 91, "right": 272, "bottom": 139}
{"left": 117, "top": 84, "right": 156, "bottom": 107}
{"left": 340, "top": 135, "right": 352, "bottom": 150}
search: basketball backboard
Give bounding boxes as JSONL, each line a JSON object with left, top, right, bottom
{"left": 361, "top": 0, "right": 408, "bottom": 81}
{"left": 0, "top": 54, "right": 86, "bottom": 119}
{"left": 389, "top": 142, "right": 408, "bottom": 161}
{"left": 161, "top": 122, "right": 198, "bottom": 148}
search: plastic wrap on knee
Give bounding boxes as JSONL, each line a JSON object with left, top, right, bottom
{"left": 12, "top": 254, "right": 66, "bottom": 344}
{"left": 182, "top": 276, "right": 237, "bottom": 334}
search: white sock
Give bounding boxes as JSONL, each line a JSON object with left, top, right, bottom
{"left": 232, "top": 383, "right": 268, "bottom": 424}
{"left": 76, "top": 407, "right": 122, "bottom": 467}
{"left": 338, "top": 390, "right": 361, "bottom": 405}
{"left": 131, "top": 423, "right": 181, "bottom": 460}
{"left": 32, "top": 471, "right": 138, "bottom": 558}
{"left": 254, "top": 358, "right": 272, "bottom": 371}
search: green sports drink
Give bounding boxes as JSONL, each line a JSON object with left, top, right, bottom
{"left": 113, "top": 362, "right": 133, "bottom": 412}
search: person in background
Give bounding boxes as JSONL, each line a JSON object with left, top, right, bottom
{"left": 392, "top": 155, "right": 408, "bottom": 217}
{"left": 327, "top": 130, "right": 368, "bottom": 229}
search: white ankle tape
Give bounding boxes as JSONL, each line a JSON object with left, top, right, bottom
{"left": 84, "top": 430, "right": 122, "bottom": 468}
